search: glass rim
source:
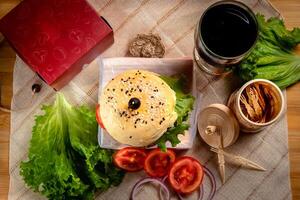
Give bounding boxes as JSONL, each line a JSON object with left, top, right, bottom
{"left": 197, "top": 0, "right": 259, "bottom": 60}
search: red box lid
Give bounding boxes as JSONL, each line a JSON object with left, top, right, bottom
{"left": 0, "top": 0, "right": 113, "bottom": 88}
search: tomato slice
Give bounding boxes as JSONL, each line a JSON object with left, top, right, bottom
{"left": 113, "top": 147, "right": 147, "bottom": 172}
{"left": 144, "top": 149, "right": 176, "bottom": 177}
{"left": 168, "top": 156, "right": 204, "bottom": 194}
{"left": 96, "top": 104, "right": 105, "bottom": 129}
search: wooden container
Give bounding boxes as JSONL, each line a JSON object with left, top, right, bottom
{"left": 227, "top": 79, "right": 284, "bottom": 133}
{"left": 197, "top": 104, "right": 240, "bottom": 148}
{"left": 197, "top": 79, "right": 284, "bottom": 148}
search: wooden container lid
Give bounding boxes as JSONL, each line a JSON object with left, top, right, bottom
{"left": 197, "top": 104, "right": 240, "bottom": 148}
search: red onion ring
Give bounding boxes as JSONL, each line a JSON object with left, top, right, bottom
{"left": 177, "top": 184, "right": 204, "bottom": 200}
{"left": 159, "top": 176, "right": 204, "bottom": 200}
{"left": 203, "top": 166, "right": 216, "bottom": 200}
{"left": 154, "top": 166, "right": 216, "bottom": 200}
{"left": 199, "top": 185, "right": 204, "bottom": 200}
{"left": 130, "top": 177, "right": 170, "bottom": 200}
{"left": 159, "top": 176, "right": 169, "bottom": 200}
{"left": 177, "top": 166, "right": 215, "bottom": 200}
{"left": 160, "top": 166, "right": 216, "bottom": 200}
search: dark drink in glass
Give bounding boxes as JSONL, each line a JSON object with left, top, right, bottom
{"left": 194, "top": 1, "right": 258, "bottom": 75}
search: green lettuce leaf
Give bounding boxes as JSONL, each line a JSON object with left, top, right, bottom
{"left": 237, "top": 14, "right": 300, "bottom": 89}
{"left": 20, "top": 93, "right": 124, "bottom": 200}
{"left": 156, "top": 124, "right": 190, "bottom": 151}
{"left": 155, "top": 76, "right": 195, "bottom": 151}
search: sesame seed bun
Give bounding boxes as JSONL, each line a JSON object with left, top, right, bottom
{"left": 99, "top": 70, "right": 177, "bottom": 146}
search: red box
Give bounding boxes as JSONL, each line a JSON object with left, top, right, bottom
{"left": 0, "top": 0, "right": 113, "bottom": 90}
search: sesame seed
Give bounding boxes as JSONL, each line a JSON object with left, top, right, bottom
{"left": 139, "top": 89, "right": 142, "bottom": 92}
{"left": 151, "top": 118, "right": 154, "bottom": 121}
{"left": 121, "top": 89, "right": 123, "bottom": 91}
{"left": 112, "top": 89, "right": 115, "bottom": 91}
{"left": 129, "top": 136, "right": 132, "bottom": 139}
{"left": 134, "top": 125, "right": 137, "bottom": 128}
{"left": 151, "top": 96, "right": 154, "bottom": 98}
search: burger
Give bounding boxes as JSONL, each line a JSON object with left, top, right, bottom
{"left": 98, "top": 69, "right": 194, "bottom": 149}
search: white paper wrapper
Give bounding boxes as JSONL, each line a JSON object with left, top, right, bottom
{"left": 97, "top": 57, "right": 201, "bottom": 149}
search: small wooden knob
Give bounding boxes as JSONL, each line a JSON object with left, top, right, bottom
{"left": 205, "top": 125, "right": 217, "bottom": 135}
{"left": 197, "top": 104, "right": 240, "bottom": 148}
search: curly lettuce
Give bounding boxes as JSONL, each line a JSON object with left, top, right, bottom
{"left": 155, "top": 76, "right": 195, "bottom": 151}
{"left": 20, "top": 93, "right": 124, "bottom": 200}
{"left": 237, "top": 14, "right": 300, "bottom": 89}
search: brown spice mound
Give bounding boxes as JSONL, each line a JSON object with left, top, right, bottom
{"left": 128, "top": 34, "right": 165, "bottom": 58}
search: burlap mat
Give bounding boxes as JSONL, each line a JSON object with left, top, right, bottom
{"left": 9, "top": 0, "right": 291, "bottom": 199}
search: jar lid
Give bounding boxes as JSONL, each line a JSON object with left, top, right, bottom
{"left": 197, "top": 104, "right": 239, "bottom": 148}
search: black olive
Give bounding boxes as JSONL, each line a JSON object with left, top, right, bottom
{"left": 128, "top": 97, "right": 141, "bottom": 110}
{"left": 32, "top": 84, "right": 41, "bottom": 93}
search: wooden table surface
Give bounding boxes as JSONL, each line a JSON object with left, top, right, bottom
{"left": 0, "top": 0, "right": 299, "bottom": 199}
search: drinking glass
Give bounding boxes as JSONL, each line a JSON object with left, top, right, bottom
{"left": 194, "top": 0, "right": 258, "bottom": 75}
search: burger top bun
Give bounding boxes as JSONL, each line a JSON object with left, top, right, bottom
{"left": 99, "top": 70, "right": 177, "bottom": 146}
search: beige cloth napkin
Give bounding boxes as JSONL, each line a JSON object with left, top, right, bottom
{"left": 9, "top": 0, "right": 291, "bottom": 199}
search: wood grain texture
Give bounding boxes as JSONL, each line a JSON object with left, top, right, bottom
{"left": 270, "top": 1, "right": 300, "bottom": 199}
{"left": 0, "top": 1, "right": 18, "bottom": 199}
{"left": 0, "top": 0, "right": 299, "bottom": 199}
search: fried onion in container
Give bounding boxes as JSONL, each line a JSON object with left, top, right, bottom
{"left": 240, "top": 83, "right": 277, "bottom": 123}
